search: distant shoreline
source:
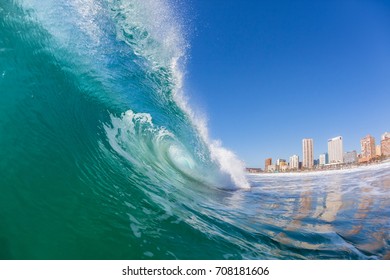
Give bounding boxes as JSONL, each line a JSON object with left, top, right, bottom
{"left": 246, "top": 159, "right": 390, "bottom": 175}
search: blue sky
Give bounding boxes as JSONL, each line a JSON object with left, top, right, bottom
{"left": 184, "top": 0, "right": 390, "bottom": 168}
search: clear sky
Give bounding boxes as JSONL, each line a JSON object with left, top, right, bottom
{"left": 184, "top": 0, "right": 390, "bottom": 168}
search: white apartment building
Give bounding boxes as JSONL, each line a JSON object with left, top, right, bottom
{"left": 328, "top": 136, "right": 343, "bottom": 164}
{"left": 302, "top": 138, "right": 314, "bottom": 169}
{"left": 289, "top": 155, "right": 299, "bottom": 170}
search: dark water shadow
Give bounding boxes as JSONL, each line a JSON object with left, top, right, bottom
{"left": 0, "top": 237, "right": 12, "bottom": 259}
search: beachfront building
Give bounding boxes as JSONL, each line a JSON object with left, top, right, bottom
{"left": 276, "top": 159, "right": 287, "bottom": 172}
{"left": 246, "top": 168, "right": 262, "bottom": 173}
{"left": 344, "top": 150, "right": 358, "bottom": 164}
{"left": 328, "top": 136, "right": 343, "bottom": 164}
{"left": 381, "top": 133, "right": 390, "bottom": 157}
{"left": 302, "top": 138, "right": 314, "bottom": 169}
{"left": 319, "top": 153, "right": 328, "bottom": 166}
{"left": 265, "top": 158, "right": 272, "bottom": 172}
{"left": 267, "top": 164, "right": 276, "bottom": 172}
{"left": 360, "top": 135, "right": 376, "bottom": 162}
{"left": 289, "top": 155, "right": 299, "bottom": 170}
{"left": 279, "top": 165, "right": 289, "bottom": 172}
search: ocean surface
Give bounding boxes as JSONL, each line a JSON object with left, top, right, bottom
{"left": 1, "top": 0, "right": 389, "bottom": 260}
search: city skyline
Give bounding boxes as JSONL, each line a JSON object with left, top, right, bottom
{"left": 261, "top": 131, "right": 389, "bottom": 170}
{"left": 187, "top": 0, "right": 390, "bottom": 167}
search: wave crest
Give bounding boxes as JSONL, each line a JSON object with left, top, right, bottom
{"left": 15, "top": 0, "right": 250, "bottom": 189}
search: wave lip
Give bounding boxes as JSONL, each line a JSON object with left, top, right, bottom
{"left": 107, "top": 0, "right": 250, "bottom": 189}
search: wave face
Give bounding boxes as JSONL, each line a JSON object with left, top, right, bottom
{"left": 1, "top": 0, "right": 389, "bottom": 260}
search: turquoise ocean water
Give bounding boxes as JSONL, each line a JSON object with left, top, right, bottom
{"left": 1, "top": 0, "right": 389, "bottom": 259}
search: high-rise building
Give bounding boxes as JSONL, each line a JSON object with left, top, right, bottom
{"left": 265, "top": 158, "right": 272, "bottom": 171}
{"left": 289, "top": 155, "right": 299, "bottom": 170}
{"left": 344, "top": 150, "right": 358, "bottom": 164}
{"left": 319, "top": 153, "right": 328, "bottom": 165}
{"left": 328, "top": 136, "right": 343, "bottom": 164}
{"left": 360, "top": 135, "right": 376, "bottom": 162}
{"left": 381, "top": 133, "right": 390, "bottom": 157}
{"left": 302, "top": 138, "right": 314, "bottom": 169}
